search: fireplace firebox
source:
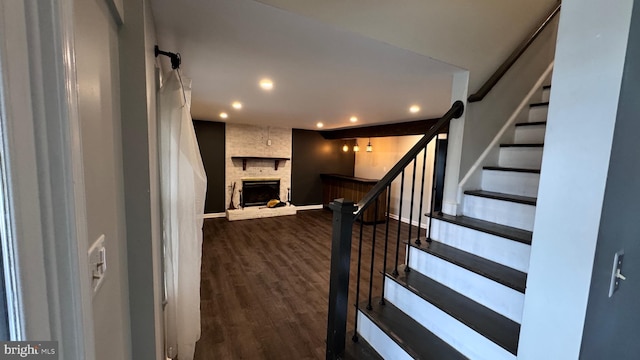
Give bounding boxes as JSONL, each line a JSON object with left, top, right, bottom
{"left": 242, "top": 179, "right": 280, "bottom": 207}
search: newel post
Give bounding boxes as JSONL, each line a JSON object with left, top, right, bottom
{"left": 326, "top": 198, "right": 357, "bottom": 360}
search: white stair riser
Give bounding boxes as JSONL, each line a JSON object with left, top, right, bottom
{"left": 528, "top": 106, "right": 548, "bottom": 122}
{"left": 482, "top": 170, "right": 540, "bottom": 198}
{"left": 357, "top": 311, "right": 413, "bottom": 360}
{"left": 385, "top": 279, "right": 516, "bottom": 360}
{"left": 408, "top": 247, "right": 524, "bottom": 323}
{"left": 514, "top": 125, "right": 546, "bottom": 143}
{"left": 542, "top": 88, "right": 551, "bottom": 102}
{"left": 431, "top": 219, "right": 531, "bottom": 273}
{"left": 463, "top": 195, "right": 535, "bottom": 231}
{"left": 498, "top": 147, "right": 543, "bottom": 169}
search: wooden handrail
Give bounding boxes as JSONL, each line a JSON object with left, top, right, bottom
{"left": 468, "top": 2, "right": 561, "bottom": 103}
{"left": 354, "top": 100, "right": 464, "bottom": 217}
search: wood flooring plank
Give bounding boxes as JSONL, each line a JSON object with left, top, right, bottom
{"left": 193, "top": 209, "right": 415, "bottom": 359}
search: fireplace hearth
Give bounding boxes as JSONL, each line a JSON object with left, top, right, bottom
{"left": 242, "top": 179, "right": 280, "bottom": 207}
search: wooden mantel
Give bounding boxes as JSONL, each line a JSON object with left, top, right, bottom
{"left": 231, "top": 156, "right": 290, "bottom": 170}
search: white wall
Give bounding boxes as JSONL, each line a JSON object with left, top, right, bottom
{"left": 74, "top": 0, "right": 131, "bottom": 358}
{"left": 143, "top": 1, "right": 165, "bottom": 357}
{"left": 458, "top": 16, "right": 558, "bottom": 180}
{"left": 354, "top": 136, "right": 436, "bottom": 230}
{"left": 440, "top": 16, "right": 558, "bottom": 217}
{"left": 253, "top": 0, "right": 557, "bottom": 92}
{"left": 518, "top": 1, "right": 634, "bottom": 358}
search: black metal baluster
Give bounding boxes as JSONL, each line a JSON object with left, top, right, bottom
{"left": 405, "top": 159, "right": 418, "bottom": 272}
{"left": 325, "top": 102, "right": 464, "bottom": 359}
{"left": 416, "top": 147, "right": 428, "bottom": 246}
{"left": 427, "top": 138, "right": 441, "bottom": 243}
{"left": 407, "top": 158, "right": 418, "bottom": 242}
{"left": 379, "top": 185, "right": 392, "bottom": 306}
{"left": 392, "top": 170, "right": 405, "bottom": 277}
{"left": 367, "top": 198, "right": 379, "bottom": 310}
{"left": 352, "top": 215, "right": 365, "bottom": 342}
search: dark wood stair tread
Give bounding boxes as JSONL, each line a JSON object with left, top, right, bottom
{"left": 429, "top": 212, "right": 532, "bottom": 245}
{"left": 483, "top": 166, "right": 540, "bottom": 174}
{"left": 390, "top": 265, "right": 520, "bottom": 355}
{"left": 409, "top": 241, "right": 527, "bottom": 293}
{"left": 359, "top": 300, "right": 468, "bottom": 360}
{"left": 464, "top": 190, "right": 537, "bottom": 206}
{"left": 530, "top": 102, "right": 549, "bottom": 107}
{"left": 499, "top": 143, "right": 544, "bottom": 148}
{"left": 515, "top": 121, "right": 547, "bottom": 127}
{"left": 342, "top": 333, "right": 383, "bottom": 360}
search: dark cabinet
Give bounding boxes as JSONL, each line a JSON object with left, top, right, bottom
{"left": 321, "top": 174, "right": 387, "bottom": 223}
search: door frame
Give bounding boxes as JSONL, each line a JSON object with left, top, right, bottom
{"left": 0, "top": 0, "right": 95, "bottom": 358}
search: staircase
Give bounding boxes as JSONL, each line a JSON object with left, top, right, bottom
{"left": 345, "top": 85, "right": 551, "bottom": 359}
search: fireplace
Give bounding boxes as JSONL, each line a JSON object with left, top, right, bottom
{"left": 242, "top": 179, "right": 280, "bottom": 207}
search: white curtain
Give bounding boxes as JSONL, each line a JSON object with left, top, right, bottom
{"left": 159, "top": 70, "right": 207, "bottom": 360}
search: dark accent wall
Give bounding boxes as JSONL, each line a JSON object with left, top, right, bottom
{"left": 291, "top": 129, "right": 355, "bottom": 205}
{"left": 193, "top": 120, "right": 226, "bottom": 213}
{"left": 580, "top": 2, "right": 640, "bottom": 358}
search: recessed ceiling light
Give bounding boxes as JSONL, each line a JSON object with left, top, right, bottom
{"left": 259, "top": 79, "right": 274, "bottom": 90}
{"left": 409, "top": 105, "right": 421, "bottom": 113}
{"left": 219, "top": 112, "right": 228, "bottom": 119}
{"left": 350, "top": 116, "right": 358, "bottom": 123}
{"left": 316, "top": 122, "right": 324, "bottom": 128}
{"left": 232, "top": 101, "right": 242, "bottom": 110}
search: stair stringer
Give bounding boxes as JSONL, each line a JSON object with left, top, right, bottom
{"left": 456, "top": 63, "right": 554, "bottom": 212}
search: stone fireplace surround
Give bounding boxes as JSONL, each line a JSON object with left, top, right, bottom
{"left": 225, "top": 124, "right": 296, "bottom": 220}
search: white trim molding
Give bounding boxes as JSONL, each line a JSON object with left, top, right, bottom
{"left": 388, "top": 213, "right": 429, "bottom": 231}
{"left": 292, "top": 204, "right": 324, "bottom": 211}
{"left": 0, "top": 0, "right": 95, "bottom": 358}
{"left": 203, "top": 212, "right": 226, "bottom": 219}
{"left": 457, "top": 63, "right": 554, "bottom": 203}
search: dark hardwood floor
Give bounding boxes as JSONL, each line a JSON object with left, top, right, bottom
{"left": 194, "top": 209, "right": 418, "bottom": 359}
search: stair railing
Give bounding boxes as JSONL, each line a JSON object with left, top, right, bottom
{"left": 468, "top": 1, "right": 560, "bottom": 103}
{"left": 325, "top": 100, "right": 464, "bottom": 359}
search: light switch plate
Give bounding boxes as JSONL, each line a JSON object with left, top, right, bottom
{"left": 88, "top": 234, "right": 106, "bottom": 295}
{"left": 608, "top": 250, "right": 624, "bottom": 297}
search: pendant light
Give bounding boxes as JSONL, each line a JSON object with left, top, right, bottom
{"left": 366, "top": 138, "right": 373, "bottom": 152}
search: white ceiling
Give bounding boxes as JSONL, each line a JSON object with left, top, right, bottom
{"left": 254, "top": 0, "right": 558, "bottom": 91}
{"left": 151, "top": 0, "right": 556, "bottom": 130}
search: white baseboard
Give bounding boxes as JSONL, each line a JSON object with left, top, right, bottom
{"left": 203, "top": 212, "right": 226, "bottom": 219}
{"left": 387, "top": 213, "right": 428, "bottom": 230}
{"left": 294, "top": 204, "right": 324, "bottom": 211}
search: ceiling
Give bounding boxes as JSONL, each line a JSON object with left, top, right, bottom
{"left": 151, "top": 0, "right": 556, "bottom": 130}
